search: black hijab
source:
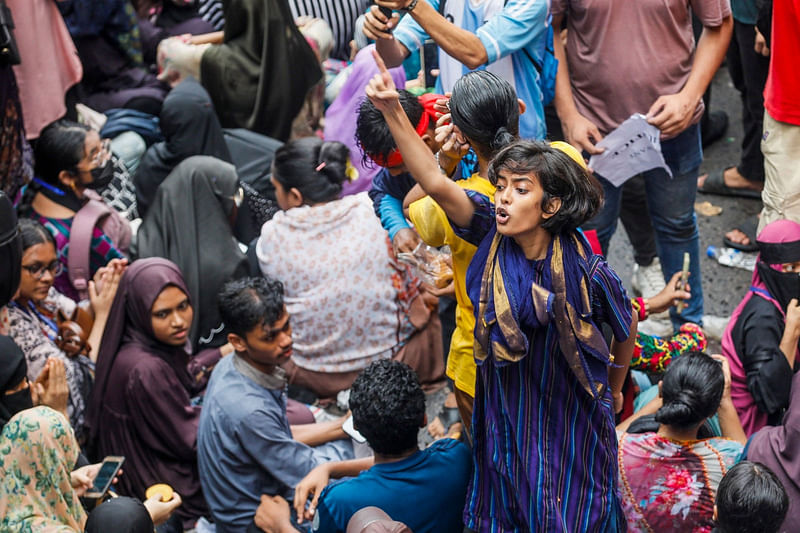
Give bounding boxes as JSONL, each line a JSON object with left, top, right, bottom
{"left": 0, "top": 191, "right": 21, "bottom": 307}
{"left": 136, "top": 156, "right": 248, "bottom": 348}
{"left": 199, "top": 0, "right": 322, "bottom": 141}
{"left": 85, "top": 497, "right": 154, "bottom": 533}
{"left": 134, "top": 77, "right": 232, "bottom": 216}
{"left": 756, "top": 219, "right": 800, "bottom": 312}
{"left": 0, "top": 336, "right": 33, "bottom": 427}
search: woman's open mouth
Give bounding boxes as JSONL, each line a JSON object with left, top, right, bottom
{"left": 496, "top": 206, "right": 509, "bottom": 225}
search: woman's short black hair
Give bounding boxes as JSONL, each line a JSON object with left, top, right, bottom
{"left": 18, "top": 218, "right": 56, "bottom": 252}
{"left": 349, "top": 359, "right": 425, "bottom": 455}
{"left": 715, "top": 461, "right": 788, "bottom": 533}
{"left": 355, "top": 90, "right": 423, "bottom": 168}
{"left": 34, "top": 120, "right": 89, "bottom": 184}
{"left": 488, "top": 140, "right": 603, "bottom": 235}
{"left": 272, "top": 137, "right": 350, "bottom": 204}
{"left": 218, "top": 276, "right": 285, "bottom": 338}
{"left": 449, "top": 70, "right": 518, "bottom": 160}
{"left": 654, "top": 351, "right": 724, "bottom": 429}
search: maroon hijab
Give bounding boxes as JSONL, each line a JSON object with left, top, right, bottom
{"left": 87, "top": 258, "right": 194, "bottom": 443}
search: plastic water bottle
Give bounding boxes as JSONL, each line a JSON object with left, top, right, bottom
{"left": 707, "top": 246, "right": 757, "bottom": 271}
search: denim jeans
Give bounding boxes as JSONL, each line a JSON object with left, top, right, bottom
{"left": 584, "top": 123, "right": 704, "bottom": 326}
{"left": 110, "top": 131, "right": 147, "bottom": 175}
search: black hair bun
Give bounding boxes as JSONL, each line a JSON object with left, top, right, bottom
{"left": 654, "top": 393, "right": 697, "bottom": 428}
{"left": 317, "top": 141, "right": 350, "bottom": 186}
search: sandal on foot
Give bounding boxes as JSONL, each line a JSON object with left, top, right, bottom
{"left": 723, "top": 217, "right": 759, "bottom": 252}
{"left": 698, "top": 168, "right": 762, "bottom": 199}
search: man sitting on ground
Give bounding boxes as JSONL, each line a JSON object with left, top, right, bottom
{"left": 291, "top": 359, "right": 471, "bottom": 532}
{"left": 198, "top": 277, "right": 353, "bottom": 533}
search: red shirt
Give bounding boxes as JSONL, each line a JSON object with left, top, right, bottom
{"left": 764, "top": 0, "right": 800, "bottom": 125}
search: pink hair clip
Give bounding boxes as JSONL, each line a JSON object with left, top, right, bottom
{"left": 315, "top": 162, "right": 327, "bottom": 172}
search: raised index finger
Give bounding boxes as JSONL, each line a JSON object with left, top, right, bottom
{"left": 371, "top": 49, "right": 390, "bottom": 76}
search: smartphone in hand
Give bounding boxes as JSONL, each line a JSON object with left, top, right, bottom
{"left": 85, "top": 456, "right": 125, "bottom": 499}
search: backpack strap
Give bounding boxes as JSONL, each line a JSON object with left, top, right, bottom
{"left": 68, "top": 199, "right": 112, "bottom": 300}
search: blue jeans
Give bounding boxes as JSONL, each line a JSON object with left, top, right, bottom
{"left": 584, "top": 123, "right": 704, "bottom": 326}
{"left": 110, "top": 131, "right": 146, "bottom": 175}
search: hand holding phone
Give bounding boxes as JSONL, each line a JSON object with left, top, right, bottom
{"left": 81, "top": 456, "right": 125, "bottom": 499}
{"left": 675, "top": 252, "right": 690, "bottom": 314}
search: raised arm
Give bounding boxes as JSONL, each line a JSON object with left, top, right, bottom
{"left": 366, "top": 51, "right": 476, "bottom": 227}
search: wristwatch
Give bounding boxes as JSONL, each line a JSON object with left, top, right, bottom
{"left": 401, "top": 0, "right": 419, "bottom": 13}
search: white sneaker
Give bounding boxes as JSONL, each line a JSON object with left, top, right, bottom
{"left": 637, "top": 317, "right": 674, "bottom": 338}
{"left": 632, "top": 257, "right": 667, "bottom": 299}
{"left": 702, "top": 315, "right": 730, "bottom": 342}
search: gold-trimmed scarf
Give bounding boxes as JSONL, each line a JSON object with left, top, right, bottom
{"left": 474, "top": 232, "right": 611, "bottom": 399}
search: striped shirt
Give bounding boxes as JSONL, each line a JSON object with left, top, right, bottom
{"left": 33, "top": 212, "right": 125, "bottom": 302}
{"left": 288, "top": 0, "right": 370, "bottom": 60}
{"left": 456, "top": 192, "right": 632, "bottom": 532}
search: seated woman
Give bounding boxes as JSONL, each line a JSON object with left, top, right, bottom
{"left": 747, "top": 360, "right": 800, "bottom": 530}
{"left": 617, "top": 351, "right": 747, "bottom": 532}
{"left": 56, "top": 0, "right": 168, "bottom": 114}
{"left": 156, "top": 0, "right": 322, "bottom": 140}
{"left": 722, "top": 219, "right": 800, "bottom": 435}
{"left": 88, "top": 258, "right": 232, "bottom": 528}
{"left": 0, "top": 406, "right": 181, "bottom": 531}
{"left": 136, "top": 156, "right": 248, "bottom": 349}
{"left": 21, "top": 120, "right": 130, "bottom": 302}
{"left": 7, "top": 219, "right": 121, "bottom": 440}
{"left": 134, "top": 77, "right": 232, "bottom": 217}
{"left": 130, "top": 0, "right": 215, "bottom": 65}
{"left": 0, "top": 190, "right": 21, "bottom": 334}
{"left": 256, "top": 137, "right": 444, "bottom": 400}
{"left": 0, "top": 336, "right": 70, "bottom": 428}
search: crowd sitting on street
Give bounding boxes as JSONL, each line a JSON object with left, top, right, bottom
{"left": 1, "top": 0, "right": 799, "bottom": 531}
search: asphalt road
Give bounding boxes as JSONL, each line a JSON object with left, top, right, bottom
{"left": 606, "top": 65, "right": 759, "bottom": 321}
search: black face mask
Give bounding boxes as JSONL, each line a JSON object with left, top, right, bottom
{"left": 758, "top": 262, "right": 800, "bottom": 312}
{"left": 85, "top": 159, "right": 115, "bottom": 190}
{"left": 1, "top": 387, "right": 33, "bottom": 420}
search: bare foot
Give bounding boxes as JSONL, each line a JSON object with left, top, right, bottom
{"left": 725, "top": 228, "right": 751, "bottom": 246}
{"left": 697, "top": 167, "right": 763, "bottom": 192}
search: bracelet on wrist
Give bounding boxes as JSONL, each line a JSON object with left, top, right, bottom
{"left": 632, "top": 297, "right": 647, "bottom": 322}
{"left": 435, "top": 151, "right": 453, "bottom": 177}
{"left": 401, "top": 0, "right": 418, "bottom": 13}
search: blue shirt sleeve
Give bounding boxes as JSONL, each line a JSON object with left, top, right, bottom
{"left": 589, "top": 257, "right": 633, "bottom": 343}
{"left": 368, "top": 169, "right": 416, "bottom": 239}
{"left": 476, "top": 0, "right": 548, "bottom": 64}
{"left": 451, "top": 189, "right": 495, "bottom": 246}
{"left": 237, "top": 408, "right": 320, "bottom": 497}
{"left": 393, "top": 0, "right": 439, "bottom": 55}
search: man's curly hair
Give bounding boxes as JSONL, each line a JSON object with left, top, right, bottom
{"left": 349, "top": 359, "right": 425, "bottom": 455}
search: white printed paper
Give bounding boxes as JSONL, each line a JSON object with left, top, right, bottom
{"left": 588, "top": 113, "right": 672, "bottom": 187}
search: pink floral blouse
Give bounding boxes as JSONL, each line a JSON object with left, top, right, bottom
{"left": 617, "top": 431, "right": 743, "bottom": 533}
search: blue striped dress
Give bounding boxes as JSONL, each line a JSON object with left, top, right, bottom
{"left": 456, "top": 192, "right": 632, "bottom": 532}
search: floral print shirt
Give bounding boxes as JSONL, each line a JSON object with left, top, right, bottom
{"left": 0, "top": 406, "right": 86, "bottom": 532}
{"left": 257, "top": 192, "right": 419, "bottom": 374}
{"left": 7, "top": 287, "right": 94, "bottom": 442}
{"left": 617, "top": 431, "right": 743, "bottom": 533}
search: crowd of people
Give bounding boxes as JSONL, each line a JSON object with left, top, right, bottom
{"left": 0, "top": 0, "right": 798, "bottom": 531}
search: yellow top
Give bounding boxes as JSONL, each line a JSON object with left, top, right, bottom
{"left": 408, "top": 174, "right": 495, "bottom": 398}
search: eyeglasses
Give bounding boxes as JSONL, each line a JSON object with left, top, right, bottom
{"left": 90, "top": 139, "right": 112, "bottom": 167}
{"left": 22, "top": 260, "right": 63, "bottom": 279}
